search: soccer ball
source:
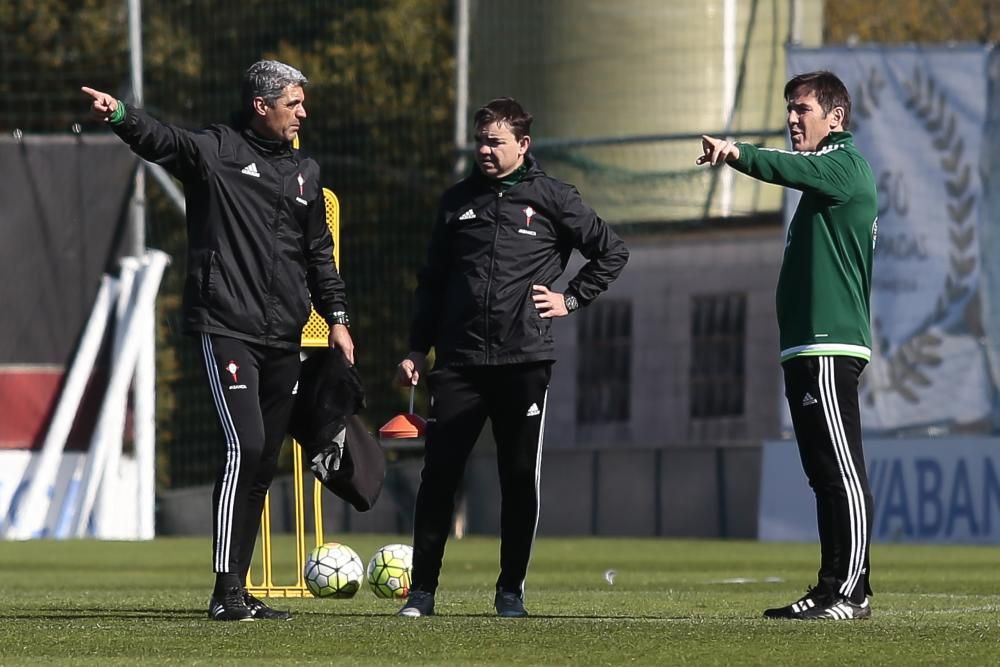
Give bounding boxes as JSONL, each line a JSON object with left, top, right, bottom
{"left": 304, "top": 542, "right": 364, "bottom": 598}
{"left": 366, "top": 543, "right": 413, "bottom": 599}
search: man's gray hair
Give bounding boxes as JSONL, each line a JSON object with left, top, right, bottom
{"left": 241, "top": 60, "right": 308, "bottom": 110}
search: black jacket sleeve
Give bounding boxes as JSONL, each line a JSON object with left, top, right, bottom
{"left": 304, "top": 191, "right": 349, "bottom": 323}
{"left": 111, "top": 107, "right": 209, "bottom": 182}
{"left": 558, "top": 185, "right": 629, "bottom": 305}
{"left": 408, "top": 202, "right": 452, "bottom": 354}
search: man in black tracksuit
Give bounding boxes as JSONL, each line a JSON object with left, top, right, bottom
{"left": 83, "top": 61, "right": 354, "bottom": 622}
{"left": 396, "top": 98, "right": 628, "bottom": 618}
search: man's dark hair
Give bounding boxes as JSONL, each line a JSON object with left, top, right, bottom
{"left": 784, "top": 70, "right": 852, "bottom": 130}
{"left": 241, "top": 60, "right": 308, "bottom": 113}
{"left": 473, "top": 97, "right": 533, "bottom": 139}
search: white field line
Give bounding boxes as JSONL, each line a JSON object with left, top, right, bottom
{"left": 531, "top": 605, "right": 1000, "bottom": 622}
{"left": 704, "top": 583, "right": 1000, "bottom": 603}
{"left": 876, "top": 605, "right": 1000, "bottom": 616}
{"left": 878, "top": 592, "right": 1000, "bottom": 600}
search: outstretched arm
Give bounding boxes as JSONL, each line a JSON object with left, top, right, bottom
{"left": 698, "top": 133, "right": 856, "bottom": 202}
{"left": 729, "top": 141, "right": 856, "bottom": 202}
{"left": 697, "top": 134, "right": 741, "bottom": 166}
{"left": 81, "top": 85, "right": 204, "bottom": 179}
{"left": 81, "top": 86, "right": 122, "bottom": 122}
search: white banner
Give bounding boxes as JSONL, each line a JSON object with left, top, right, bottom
{"left": 0, "top": 451, "right": 139, "bottom": 539}
{"left": 760, "top": 438, "right": 1000, "bottom": 544}
{"left": 785, "top": 46, "right": 996, "bottom": 433}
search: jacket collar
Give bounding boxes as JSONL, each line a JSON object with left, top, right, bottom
{"left": 469, "top": 153, "right": 544, "bottom": 190}
{"left": 242, "top": 126, "right": 293, "bottom": 158}
{"left": 819, "top": 131, "right": 853, "bottom": 149}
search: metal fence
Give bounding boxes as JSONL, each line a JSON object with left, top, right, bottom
{"left": 6, "top": 0, "right": 994, "bottom": 488}
{"left": 3, "top": 0, "right": 455, "bottom": 487}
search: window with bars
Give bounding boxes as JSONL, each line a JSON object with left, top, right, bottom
{"left": 576, "top": 299, "right": 632, "bottom": 424}
{"left": 690, "top": 293, "right": 746, "bottom": 419}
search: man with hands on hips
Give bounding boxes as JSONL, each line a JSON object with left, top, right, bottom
{"left": 395, "top": 97, "right": 628, "bottom": 619}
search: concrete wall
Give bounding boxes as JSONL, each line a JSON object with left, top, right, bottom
{"left": 158, "top": 443, "right": 761, "bottom": 539}
{"left": 546, "top": 225, "right": 786, "bottom": 451}
{"left": 468, "top": 0, "right": 824, "bottom": 222}
{"left": 159, "top": 226, "right": 783, "bottom": 539}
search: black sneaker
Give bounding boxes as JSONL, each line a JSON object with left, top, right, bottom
{"left": 398, "top": 590, "right": 435, "bottom": 617}
{"left": 244, "top": 591, "right": 292, "bottom": 621}
{"left": 207, "top": 586, "right": 254, "bottom": 621}
{"left": 763, "top": 587, "right": 829, "bottom": 619}
{"left": 798, "top": 596, "right": 871, "bottom": 620}
{"left": 494, "top": 590, "right": 528, "bottom": 618}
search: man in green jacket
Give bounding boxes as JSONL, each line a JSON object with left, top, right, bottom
{"left": 699, "top": 70, "right": 877, "bottom": 620}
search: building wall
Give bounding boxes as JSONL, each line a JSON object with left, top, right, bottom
{"left": 159, "top": 443, "right": 764, "bottom": 539}
{"left": 468, "top": 0, "right": 825, "bottom": 222}
{"left": 158, "top": 226, "right": 789, "bottom": 538}
{"left": 546, "top": 224, "right": 787, "bottom": 449}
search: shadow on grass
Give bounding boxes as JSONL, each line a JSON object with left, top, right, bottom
{"left": 299, "top": 610, "right": 699, "bottom": 621}
{"left": 1, "top": 609, "right": 206, "bottom": 620}
{"left": 2, "top": 606, "right": 699, "bottom": 622}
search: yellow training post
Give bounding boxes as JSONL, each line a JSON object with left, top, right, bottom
{"left": 246, "top": 187, "right": 340, "bottom": 597}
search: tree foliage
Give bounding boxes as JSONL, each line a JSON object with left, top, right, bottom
{"left": 826, "top": 0, "right": 1000, "bottom": 44}
{"left": 4, "top": 0, "right": 454, "bottom": 487}
{"left": 139, "top": 0, "right": 456, "bottom": 484}
{"left": 8, "top": 0, "right": 995, "bottom": 486}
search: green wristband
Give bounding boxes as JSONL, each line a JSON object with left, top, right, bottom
{"left": 108, "top": 102, "right": 126, "bottom": 125}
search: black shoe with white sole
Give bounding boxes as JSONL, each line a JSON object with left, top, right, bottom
{"left": 763, "top": 587, "right": 829, "bottom": 619}
{"left": 494, "top": 590, "right": 528, "bottom": 618}
{"left": 797, "top": 596, "right": 871, "bottom": 620}
{"left": 208, "top": 586, "right": 254, "bottom": 621}
{"left": 244, "top": 591, "right": 292, "bottom": 620}
{"left": 398, "top": 590, "right": 435, "bottom": 617}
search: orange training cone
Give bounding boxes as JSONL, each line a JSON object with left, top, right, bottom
{"left": 379, "top": 385, "right": 427, "bottom": 439}
{"left": 378, "top": 413, "right": 427, "bottom": 439}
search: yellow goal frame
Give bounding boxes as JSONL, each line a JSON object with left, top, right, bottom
{"left": 246, "top": 186, "right": 340, "bottom": 598}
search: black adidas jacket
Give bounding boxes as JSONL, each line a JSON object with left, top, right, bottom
{"left": 112, "top": 108, "right": 347, "bottom": 350}
{"left": 410, "top": 156, "right": 628, "bottom": 366}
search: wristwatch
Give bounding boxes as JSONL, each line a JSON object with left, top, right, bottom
{"left": 330, "top": 311, "right": 351, "bottom": 327}
{"left": 564, "top": 294, "right": 580, "bottom": 313}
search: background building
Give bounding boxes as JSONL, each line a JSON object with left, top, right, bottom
{"left": 2, "top": 0, "right": 999, "bottom": 540}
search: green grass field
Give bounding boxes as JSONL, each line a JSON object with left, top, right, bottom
{"left": 1, "top": 535, "right": 998, "bottom": 665}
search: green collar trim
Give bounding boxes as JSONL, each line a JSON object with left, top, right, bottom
{"left": 496, "top": 162, "right": 529, "bottom": 191}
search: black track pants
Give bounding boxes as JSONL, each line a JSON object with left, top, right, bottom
{"left": 199, "top": 334, "right": 301, "bottom": 576}
{"left": 783, "top": 355, "right": 873, "bottom": 602}
{"left": 410, "top": 362, "right": 552, "bottom": 596}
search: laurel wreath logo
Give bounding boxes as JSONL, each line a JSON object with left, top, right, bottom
{"left": 855, "top": 65, "right": 980, "bottom": 406}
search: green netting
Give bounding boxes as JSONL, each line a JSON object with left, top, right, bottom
{"left": 2, "top": 0, "right": 454, "bottom": 488}
{"left": 1, "top": 0, "right": 840, "bottom": 487}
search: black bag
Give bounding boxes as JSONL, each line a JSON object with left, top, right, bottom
{"left": 322, "top": 414, "right": 386, "bottom": 512}
{"left": 289, "top": 348, "right": 385, "bottom": 512}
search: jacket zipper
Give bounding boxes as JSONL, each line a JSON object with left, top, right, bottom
{"left": 484, "top": 190, "right": 504, "bottom": 364}
{"left": 262, "top": 171, "right": 285, "bottom": 345}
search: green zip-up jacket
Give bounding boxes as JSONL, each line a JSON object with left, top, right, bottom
{"left": 732, "top": 132, "right": 878, "bottom": 361}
